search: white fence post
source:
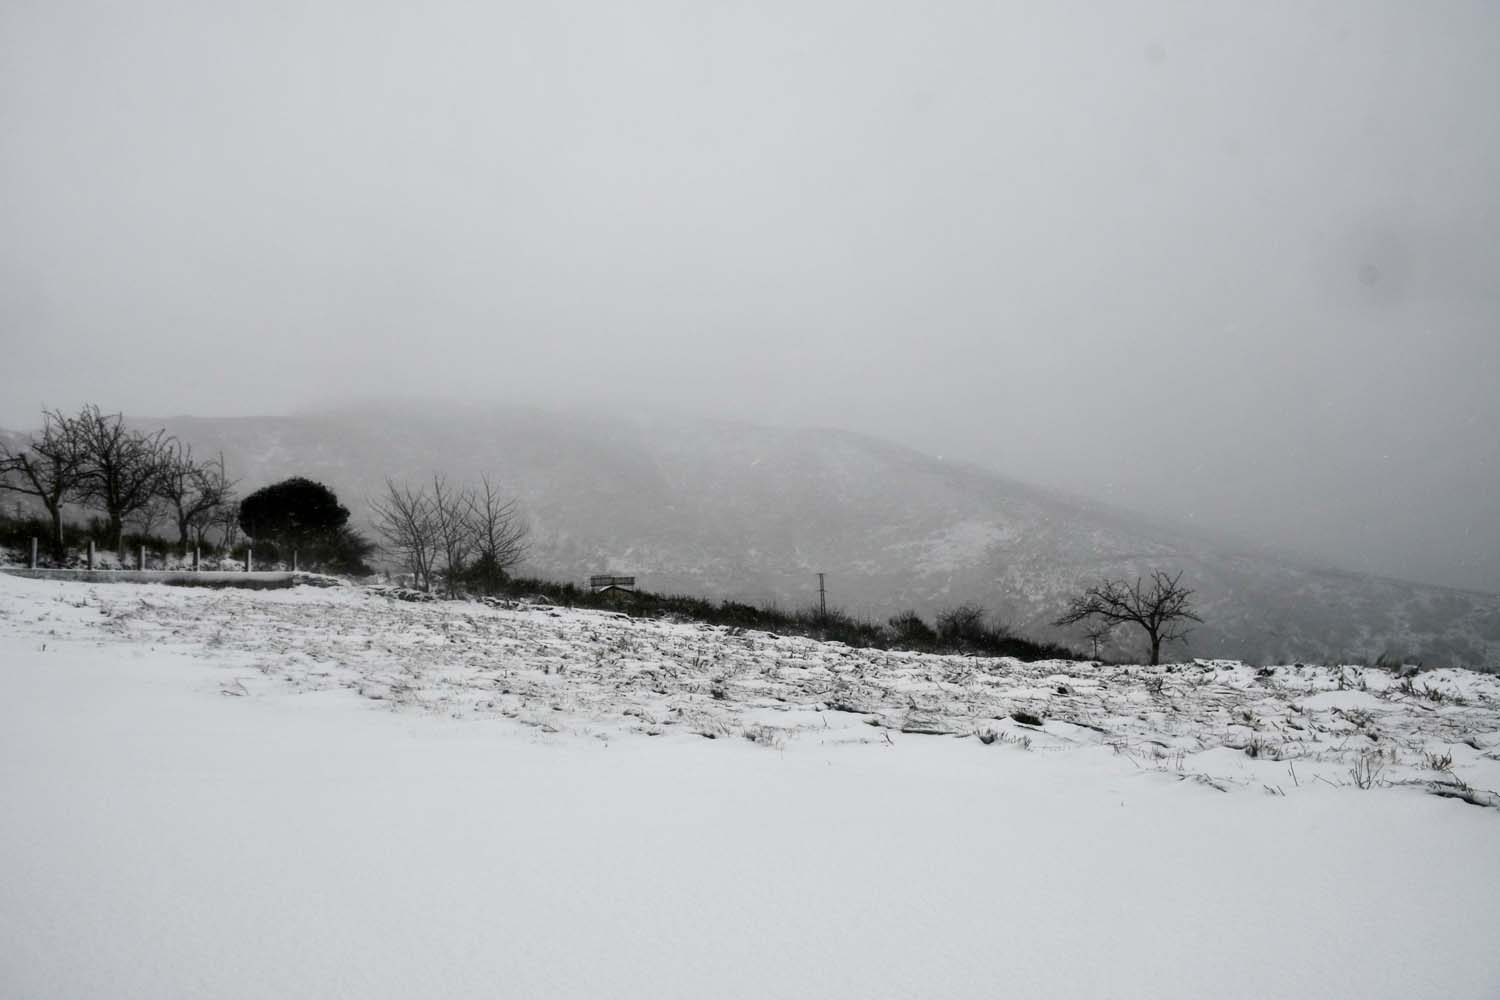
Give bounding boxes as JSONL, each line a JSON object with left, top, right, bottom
{"left": 87, "top": 540, "right": 95, "bottom": 570}
{"left": 193, "top": 546, "right": 200, "bottom": 571}
{"left": 292, "top": 550, "right": 298, "bottom": 572}
{"left": 30, "top": 537, "right": 38, "bottom": 569}
{"left": 138, "top": 545, "right": 145, "bottom": 571}
{"left": 245, "top": 547, "right": 252, "bottom": 573}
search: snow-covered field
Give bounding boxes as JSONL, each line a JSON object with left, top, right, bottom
{"left": 2, "top": 573, "right": 1498, "bottom": 999}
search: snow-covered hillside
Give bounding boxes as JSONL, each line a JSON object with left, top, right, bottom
{"left": 11, "top": 404, "right": 1500, "bottom": 668}
{"left": 109, "top": 404, "right": 1500, "bottom": 670}
{"left": 2, "top": 574, "right": 1498, "bottom": 998}
{"left": 20, "top": 574, "right": 1498, "bottom": 795}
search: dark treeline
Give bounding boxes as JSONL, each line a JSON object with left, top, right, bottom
{"left": 0, "top": 509, "right": 192, "bottom": 565}
{"left": 0, "top": 404, "right": 373, "bottom": 573}
{"left": 1, "top": 404, "right": 236, "bottom": 559}
{"left": 466, "top": 576, "right": 1075, "bottom": 662}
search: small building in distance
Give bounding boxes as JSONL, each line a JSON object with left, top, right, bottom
{"left": 589, "top": 574, "right": 636, "bottom": 596}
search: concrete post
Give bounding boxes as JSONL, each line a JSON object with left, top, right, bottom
{"left": 87, "top": 540, "right": 95, "bottom": 570}
{"left": 292, "top": 550, "right": 298, "bottom": 572}
{"left": 137, "top": 545, "right": 145, "bottom": 571}
{"left": 245, "top": 547, "right": 252, "bottom": 573}
{"left": 30, "top": 537, "right": 38, "bottom": 569}
{"left": 193, "top": 547, "right": 200, "bottom": 571}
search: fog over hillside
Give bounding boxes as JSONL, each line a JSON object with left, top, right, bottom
{"left": 6, "top": 398, "right": 1497, "bottom": 667}
{"left": 3, "top": 1, "right": 1499, "bottom": 595}
{"left": 69, "top": 401, "right": 1482, "bottom": 671}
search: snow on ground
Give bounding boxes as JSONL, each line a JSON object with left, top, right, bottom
{"left": 2, "top": 573, "right": 1498, "bottom": 999}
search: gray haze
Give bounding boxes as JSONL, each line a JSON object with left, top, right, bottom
{"left": 2, "top": 2, "right": 1498, "bottom": 592}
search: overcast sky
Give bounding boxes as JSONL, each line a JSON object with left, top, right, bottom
{"left": 2, "top": 1, "right": 1498, "bottom": 591}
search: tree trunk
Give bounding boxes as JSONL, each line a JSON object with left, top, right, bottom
{"left": 1148, "top": 632, "right": 1162, "bottom": 666}
{"left": 108, "top": 512, "right": 124, "bottom": 554}
{"left": 177, "top": 517, "right": 191, "bottom": 557}
{"left": 46, "top": 502, "right": 65, "bottom": 560}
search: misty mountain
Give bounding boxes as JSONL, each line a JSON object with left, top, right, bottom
{"left": 6, "top": 403, "right": 1499, "bottom": 669}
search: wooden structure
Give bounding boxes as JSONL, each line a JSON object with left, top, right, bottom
{"left": 589, "top": 574, "right": 636, "bottom": 595}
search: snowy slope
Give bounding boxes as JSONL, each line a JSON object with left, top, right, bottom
{"left": 7, "top": 404, "right": 1500, "bottom": 668}
{"left": 2, "top": 573, "right": 1498, "bottom": 999}
{"left": 7, "top": 572, "right": 1496, "bottom": 791}
{"left": 128, "top": 404, "right": 1500, "bottom": 670}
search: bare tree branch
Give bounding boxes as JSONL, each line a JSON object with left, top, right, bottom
{"left": 429, "top": 473, "right": 475, "bottom": 596}
{"left": 1081, "top": 619, "right": 1116, "bottom": 661}
{"left": 369, "top": 478, "right": 439, "bottom": 592}
{"left": 157, "top": 443, "right": 238, "bottom": 555}
{"left": 1054, "top": 569, "right": 1203, "bottom": 665}
{"left": 212, "top": 500, "right": 242, "bottom": 551}
{"left": 0, "top": 408, "right": 87, "bottom": 558}
{"left": 466, "top": 474, "right": 529, "bottom": 593}
{"left": 73, "top": 405, "right": 175, "bottom": 552}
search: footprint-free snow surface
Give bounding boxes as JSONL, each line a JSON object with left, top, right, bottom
{"left": 2, "top": 574, "right": 1498, "bottom": 999}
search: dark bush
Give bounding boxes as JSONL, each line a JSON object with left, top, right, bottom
{"left": 0, "top": 508, "right": 234, "bottom": 567}
{"left": 888, "top": 610, "right": 937, "bottom": 645}
{"left": 236, "top": 478, "right": 371, "bottom": 572}
{"left": 459, "top": 552, "right": 509, "bottom": 594}
{"left": 239, "top": 478, "right": 350, "bottom": 556}
{"left": 303, "top": 526, "right": 376, "bottom": 575}
{"left": 936, "top": 603, "right": 988, "bottom": 645}
{"left": 0, "top": 513, "right": 55, "bottom": 561}
{"left": 233, "top": 539, "right": 279, "bottom": 564}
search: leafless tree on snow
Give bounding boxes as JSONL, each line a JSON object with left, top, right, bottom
{"left": 1054, "top": 570, "right": 1203, "bottom": 666}
{"left": 158, "top": 444, "right": 237, "bottom": 554}
{"left": 370, "top": 474, "right": 527, "bottom": 595}
{"left": 370, "top": 478, "right": 439, "bottom": 592}
{"left": 212, "top": 500, "right": 242, "bottom": 551}
{"left": 0, "top": 408, "right": 87, "bottom": 558}
{"left": 466, "top": 475, "right": 529, "bottom": 592}
{"left": 129, "top": 497, "right": 170, "bottom": 544}
{"left": 1081, "top": 618, "right": 1116, "bottom": 661}
{"left": 73, "top": 405, "right": 175, "bottom": 552}
{"left": 429, "top": 474, "right": 475, "bottom": 597}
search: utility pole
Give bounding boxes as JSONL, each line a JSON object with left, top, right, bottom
{"left": 817, "top": 572, "right": 827, "bottom": 620}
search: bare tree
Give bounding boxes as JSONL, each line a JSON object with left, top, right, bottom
{"left": 369, "top": 478, "right": 438, "bottom": 592}
{"left": 1054, "top": 570, "right": 1203, "bottom": 666}
{"left": 158, "top": 445, "right": 237, "bottom": 555}
{"left": 130, "top": 497, "right": 169, "bottom": 542}
{"left": 212, "top": 500, "right": 242, "bottom": 551}
{"left": 429, "top": 474, "right": 475, "bottom": 596}
{"left": 466, "top": 474, "right": 529, "bottom": 593}
{"left": 1081, "top": 619, "right": 1115, "bottom": 661}
{"left": 198, "top": 454, "right": 237, "bottom": 550}
{"left": 74, "top": 405, "right": 174, "bottom": 552}
{"left": 0, "top": 408, "right": 87, "bottom": 558}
